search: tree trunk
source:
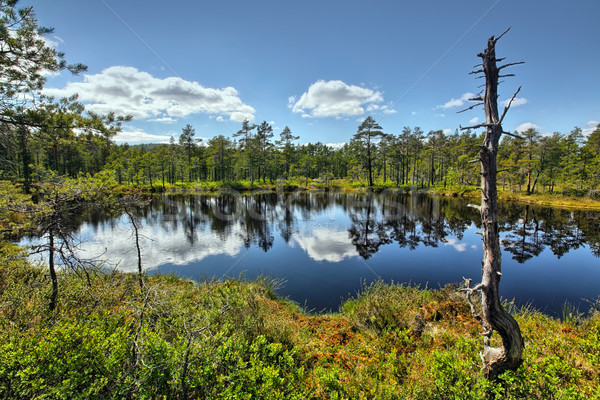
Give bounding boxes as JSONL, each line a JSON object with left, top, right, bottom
{"left": 462, "top": 30, "right": 524, "bottom": 380}
{"left": 48, "top": 228, "right": 58, "bottom": 311}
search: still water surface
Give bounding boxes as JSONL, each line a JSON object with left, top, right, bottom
{"left": 48, "top": 191, "right": 600, "bottom": 315}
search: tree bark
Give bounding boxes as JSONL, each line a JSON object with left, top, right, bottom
{"left": 48, "top": 227, "right": 58, "bottom": 311}
{"left": 463, "top": 29, "right": 524, "bottom": 379}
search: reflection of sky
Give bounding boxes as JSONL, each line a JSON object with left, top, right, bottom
{"left": 18, "top": 194, "right": 600, "bottom": 317}
{"left": 442, "top": 237, "right": 477, "bottom": 252}
{"left": 291, "top": 227, "right": 358, "bottom": 262}
{"left": 77, "top": 216, "right": 244, "bottom": 272}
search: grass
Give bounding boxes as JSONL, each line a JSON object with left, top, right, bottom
{"left": 0, "top": 252, "right": 598, "bottom": 399}
{"left": 107, "top": 176, "right": 600, "bottom": 210}
{"left": 431, "top": 185, "right": 600, "bottom": 210}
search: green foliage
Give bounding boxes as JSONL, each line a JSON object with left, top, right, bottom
{"left": 0, "top": 254, "right": 599, "bottom": 399}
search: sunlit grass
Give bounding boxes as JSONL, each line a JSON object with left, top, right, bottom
{"left": 1, "top": 257, "right": 598, "bottom": 399}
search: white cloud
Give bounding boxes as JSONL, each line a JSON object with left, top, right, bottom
{"left": 325, "top": 142, "right": 346, "bottom": 150}
{"left": 442, "top": 128, "right": 452, "bottom": 135}
{"left": 149, "top": 117, "right": 176, "bottom": 124}
{"left": 443, "top": 237, "right": 467, "bottom": 252}
{"left": 114, "top": 127, "right": 174, "bottom": 144}
{"left": 469, "top": 117, "right": 479, "bottom": 124}
{"left": 291, "top": 80, "right": 383, "bottom": 118}
{"left": 75, "top": 214, "right": 245, "bottom": 272}
{"left": 292, "top": 227, "right": 358, "bottom": 262}
{"left": 437, "top": 92, "right": 474, "bottom": 110}
{"left": 515, "top": 122, "right": 542, "bottom": 133}
{"left": 501, "top": 97, "right": 528, "bottom": 108}
{"left": 43, "top": 66, "right": 256, "bottom": 122}
{"left": 583, "top": 120, "right": 600, "bottom": 136}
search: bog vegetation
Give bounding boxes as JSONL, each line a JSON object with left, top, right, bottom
{"left": 0, "top": 250, "right": 599, "bottom": 399}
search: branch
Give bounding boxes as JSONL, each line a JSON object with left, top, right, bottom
{"left": 459, "top": 278, "right": 491, "bottom": 341}
{"left": 499, "top": 61, "right": 525, "bottom": 71}
{"left": 470, "top": 69, "right": 484, "bottom": 75}
{"left": 502, "top": 131, "right": 523, "bottom": 139}
{"left": 460, "top": 123, "right": 492, "bottom": 130}
{"left": 498, "top": 74, "right": 515, "bottom": 78}
{"left": 498, "top": 86, "right": 521, "bottom": 124}
{"left": 457, "top": 102, "right": 484, "bottom": 114}
{"left": 494, "top": 27, "right": 511, "bottom": 43}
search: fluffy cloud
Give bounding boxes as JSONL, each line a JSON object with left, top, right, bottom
{"left": 43, "top": 66, "right": 255, "bottom": 122}
{"left": 291, "top": 80, "right": 384, "bottom": 118}
{"left": 501, "top": 97, "right": 528, "bottom": 108}
{"left": 437, "top": 92, "right": 474, "bottom": 109}
{"left": 325, "top": 142, "right": 346, "bottom": 150}
{"left": 469, "top": 117, "right": 479, "bottom": 124}
{"left": 292, "top": 227, "right": 358, "bottom": 262}
{"left": 583, "top": 120, "right": 600, "bottom": 136}
{"left": 515, "top": 122, "right": 542, "bottom": 133}
{"left": 114, "top": 127, "right": 174, "bottom": 144}
{"left": 443, "top": 237, "right": 467, "bottom": 252}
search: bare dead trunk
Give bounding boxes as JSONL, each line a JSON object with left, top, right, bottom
{"left": 460, "top": 29, "right": 524, "bottom": 379}
{"left": 125, "top": 209, "right": 144, "bottom": 288}
{"left": 48, "top": 228, "right": 58, "bottom": 312}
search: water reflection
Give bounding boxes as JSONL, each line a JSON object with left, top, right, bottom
{"left": 40, "top": 190, "right": 599, "bottom": 314}
{"left": 73, "top": 191, "right": 600, "bottom": 269}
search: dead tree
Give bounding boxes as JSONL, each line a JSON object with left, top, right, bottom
{"left": 459, "top": 28, "right": 525, "bottom": 379}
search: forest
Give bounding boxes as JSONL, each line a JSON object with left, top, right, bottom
{"left": 3, "top": 114, "right": 600, "bottom": 197}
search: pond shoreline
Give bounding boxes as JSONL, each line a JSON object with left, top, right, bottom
{"left": 121, "top": 181, "right": 600, "bottom": 211}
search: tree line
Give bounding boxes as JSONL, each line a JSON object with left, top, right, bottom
{"left": 0, "top": 1, "right": 598, "bottom": 195}
{"left": 3, "top": 112, "right": 599, "bottom": 195}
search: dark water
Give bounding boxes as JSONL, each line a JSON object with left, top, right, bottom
{"left": 32, "top": 191, "right": 600, "bottom": 316}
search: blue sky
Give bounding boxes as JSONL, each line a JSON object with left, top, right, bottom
{"left": 28, "top": 0, "right": 600, "bottom": 145}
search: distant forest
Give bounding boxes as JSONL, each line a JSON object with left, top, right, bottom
{"left": 2, "top": 117, "right": 599, "bottom": 196}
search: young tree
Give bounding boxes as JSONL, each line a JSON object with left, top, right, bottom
{"left": 276, "top": 126, "right": 299, "bottom": 178}
{"left": 459, "top": 28, "right": 525, "bottom": 379}
{"left": 179, "top": 124, "right": 197, "bottom": 181}
{"left": 352, "top": 116, "right": 383, "bottom": 186}
{"left": 207, "top": 135, "right": 233, "bottom": 181}
{"left": 254, "top": 121, "right": 274, "bottom": 182}
{"left": 233, "top": 119, "right": 256, "bottom": 181}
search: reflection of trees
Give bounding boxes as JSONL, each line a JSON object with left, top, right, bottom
{"left": 347, "top": 193, "right": 391, "bottom": 259}
{"left": 379, "top": 193, "right": 476, "bottom": 253}
{"left": 498, "top": 205, "right": 597, "bottom": 262}
{"left": 77, "top": 192, "right": 600, "bottom": 262}
{"left": 500, "top": 206, "right": 544, "bottom": 263}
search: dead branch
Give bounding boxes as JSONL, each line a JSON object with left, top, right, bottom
{"left": 494, "top": 27, "right": 511, "bottom": 43}
{"left": 460, "top": 123, "right": 492, "bottom": 131}
{"left": 457, "top": 102, "right": 484, "bottom": 114}
{"left": 502, "top": 131, "right": 523, "bottom": 139}
{"left": 499, "top": 86, "right": 522, "bottom": 124}
{"left": 499, "top": 61, "right": 525, "bottom": 70}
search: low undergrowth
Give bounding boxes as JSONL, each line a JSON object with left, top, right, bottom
{"left": 0, "top": 253, "right": 598, "bottom": 399}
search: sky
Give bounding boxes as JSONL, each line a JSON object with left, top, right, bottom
{"left": 26, "top": 0, "right": 600, "bottom": 146}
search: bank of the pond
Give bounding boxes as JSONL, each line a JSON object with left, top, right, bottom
{"left": 0, "top": 251, "right": 598, "bottom": 399}
{"left": 114, "top": 179, "right": 600, "bottom": 210}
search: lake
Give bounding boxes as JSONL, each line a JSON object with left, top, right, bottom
{"left": 28, "top": 190, "right": 600, "bottom": 316}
